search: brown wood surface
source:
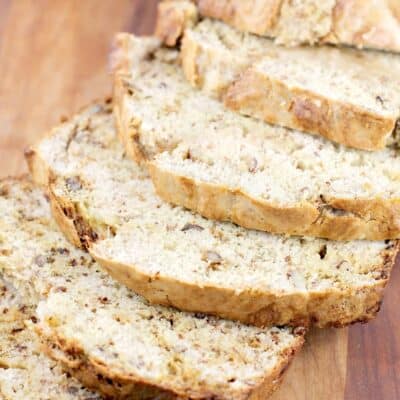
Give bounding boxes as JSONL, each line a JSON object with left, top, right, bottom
{"left": 0, "top": 1, "right": 398, "bottom": 399}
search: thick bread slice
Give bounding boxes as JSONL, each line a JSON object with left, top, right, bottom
{"left": 26, "top": 100, "right": 398, "bottom": 328}
{"left": 178, "top": 18, "right": 400, "bottom": 151}
{"left": 0, "top": 277, "right": 101, "bottom": 400}
{"left": 192, "top": 0, "right": 400, "bottom": 53}
{"left": 112, "top": 33, "right": 400, "bottom": 241}
{"left": 0, "top": 178, "right": 304, "bottom": 400}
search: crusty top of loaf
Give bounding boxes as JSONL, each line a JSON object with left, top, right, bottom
{"left": 0, "top": 276, "right": 101, "bottom": 400}
{"left": 30, "top": 100, "right": 395, "bottom": 300}
{"left": 0, "top": 177, "right": 302, "bottom": 400}
{"left": 113, "top": 33, "right": 400, "bottom": 204}
{"left": 194, "top": 0, "right": 400, "bottom": 52}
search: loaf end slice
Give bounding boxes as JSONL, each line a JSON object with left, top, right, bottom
{"left": 0, "top": 177, "right": 304, "bottom": 400}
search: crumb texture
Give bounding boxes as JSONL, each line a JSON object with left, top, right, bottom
{"left": 0, "top": 277, "right": 101, "bottom": 400}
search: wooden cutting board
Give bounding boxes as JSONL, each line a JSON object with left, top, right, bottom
{"left": 0, "top": 1, "right": 398, "bottom": 399}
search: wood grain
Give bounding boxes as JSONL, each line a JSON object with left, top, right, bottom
{"left": 345, "top": 256, "right": 400, "bottom": 400}
{"left": 0, "top": 1, "right": 398, "bottom": 399}
{"left": 272, "top": 328, "right": 347, "bottom": 400}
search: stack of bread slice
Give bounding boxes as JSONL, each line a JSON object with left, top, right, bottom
{"left": 1, "top": 1, "right": 399, "bottom": 398}
{"left": 1, "top": 177, "right": 305, "bottom": 399}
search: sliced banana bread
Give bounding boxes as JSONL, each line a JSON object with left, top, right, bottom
{"left": 0, "top": 177, "right": 304, "bottom": 400}
{"left": 26, "top": 100, "right": 398, "bottom": 328}
{"left": 157, "top": 4, "right": 400, "bottom": 151}
{"left": 0, "top": 277, "right": 101, "bottom": 400}
{"left": 186, "top": 0, "right": 400, "bottom": 52}
{"left": 112, "top": 34, "right": 400, "bottom": 241}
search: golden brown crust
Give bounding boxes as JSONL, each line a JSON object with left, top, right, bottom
{"left": 148, "top": 160, "right": 400, "bottom": 241}
{"left": 38, "top": 331, "right": 187, "bottom": 399}
{"left": 48, "top": 187, "right": 85, "bottom": 249}
{"left": 91, "top": 249, "right": 393, "bottom": 328}
{"left": 39, "top": 330, "right": 188, "bottom": 399}
{"left": 25, "top": 143, "right": 84, "bottom": 248}
{"left": 223, "top": 67, "right": 396, "bottom": 151}
{"left": 37, "top": 321, "right": 304, "bottom": 400}
{"left": 194, "top": 0, "right": 400, "bottom": 53}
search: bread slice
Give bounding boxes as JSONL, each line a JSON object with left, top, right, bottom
{"left": 156, "top": 3, "right": 400, "bottom": 151}
{"left": 188, "top": 0, "right": 400, "bottom": 53}
{"left": 0, "top": 177, "right": 304, "bottom": 400}
{"left": 112, "top": 33, "right": 400, "bottom": 241}
{"left": 0, "top": 277, "right": 101, "bottom": 400}
{"left": 26, "top": 100, "right": 398, "bottom": 329}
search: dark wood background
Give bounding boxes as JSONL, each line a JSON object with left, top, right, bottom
{"left": 0, "top": 1, "right": 398, "bottom": 399}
